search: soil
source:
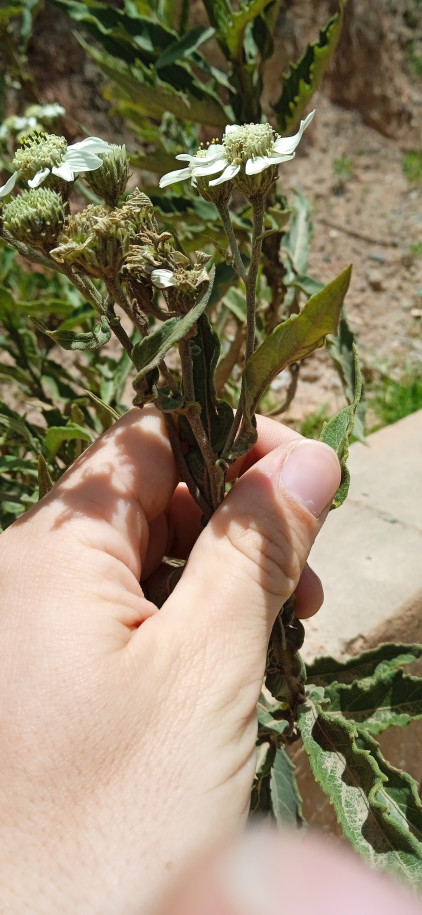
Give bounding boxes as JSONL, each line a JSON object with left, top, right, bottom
{"left": 21, "top": 0, "right": 422, "bottom": 427}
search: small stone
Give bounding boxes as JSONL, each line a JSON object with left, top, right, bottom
{"left": 367, "top": 269, "right": 384, "bottom": 291}
{"left": 369, "top": 250, "right": 388, "bottom": 264}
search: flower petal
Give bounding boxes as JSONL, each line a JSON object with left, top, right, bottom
{"left": 51, "top": 162, "right": 77, "bottom": 182}
{"left": 151, "top": 268, "right": 176, "bottom": 288}
{"left": 0, "top": 171, "right": 18, "bottom": 198}
{"left": 272, "top": 109, "right": 315, "bottom": 156}
{"left": 69, "top": 137, "right": 112, "bottom": 154}
{"left": 64, "top": 150, "right": 104, "bottom": 171}
{"left": 159, "top": 166, "right": 192, "bottom": 188}
{"left": 191, "top": 156, "right": 228, "bottom": 177}
{"left": 209, "top": 162, "right": 240, "bottom": 186}
{"left": 28, "top": 168, "right": 51, "bottom": 188}
{"left": 245, "top": 155, "right": 273, "bottom": 175}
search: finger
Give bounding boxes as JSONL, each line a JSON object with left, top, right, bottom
{"left": 6, "top": 407, "right": 178, "bottom": 585}
{"left": 156, "top": 439, "right": 341, "bottom": 689}
{"left": 294, "top": 563, "right": 324, "bottom": 619}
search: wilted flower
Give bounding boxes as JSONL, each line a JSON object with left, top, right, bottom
{"left": 0, "top": 132, "right": 113, "bottom": 199}
{"left": 159, "top": 111, "right": 315, "bottom": 195}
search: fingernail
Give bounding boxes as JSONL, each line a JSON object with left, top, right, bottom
{"left": 279, "top": 441, "right": 341, "bottom": 518}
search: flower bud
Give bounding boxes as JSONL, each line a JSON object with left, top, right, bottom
{"left": 85, "top": 144, "right": 130, "bottom": 206}
{"left": 1, "top": 187, "right": 65, "bottom": 248}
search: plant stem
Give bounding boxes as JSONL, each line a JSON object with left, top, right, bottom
{"left": 179, "top": 338, "right": 221, "bottom": 512}
{"left": 216, "top": 201, "right": 248, "bottom": 282}
{"left": 244, "top": 195, "right": 265, "bottom": 363}
{"left": 163, "top": 412, "right": 210, "bottom": 517}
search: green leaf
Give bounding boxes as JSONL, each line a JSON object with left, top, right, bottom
{"left": 132, "top": 269, "right": 215, "bottom": 379}
{"left": 155, "top": 25, "right": 215, "bottom": 69}
{"left": 37, "top": 454, "right": 53, "bottom": 499}
{"left": 272, "top": 2, "right": 345, "bottom": 134}
{"left": 327, "top": 311, "right": 366, "bottom": 442}
{"left": 232, "top": 265, "right": 351, "bottom": 457}
{"left": 32, "top": 315, "right": 112, "bottom": 351}
{"left": 223, "top": 0, "right": 275, "bottom": 59}
{"left": 324, "top": 668, "right": 422, "bottom": 735}
{"left": 307, "top": 643, "right": 422, "bottom": 687}
{"left": 300, "top": 687, "right": 422, "bottom": 888}
{"left": 320, "top": 343, "right": 362, "bottom": 508}
{"left": 282, "top": 190, "right": 313, "bottom": 277}
{"left": 270, "top": 745, "right": 305, "bottom": 828}
{"left": 44, "top": 424, "right": 93, "bottom": 460}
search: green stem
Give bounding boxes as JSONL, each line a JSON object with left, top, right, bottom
{"left": 216, "top": 201, "right": 247, "bottom": 282}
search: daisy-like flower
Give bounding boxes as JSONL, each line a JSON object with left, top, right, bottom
{"left": 0, "top": 134, "right": 113, "bottom": 199}
{"left": 159, "top": 110, "right": 315, "bottom": 192}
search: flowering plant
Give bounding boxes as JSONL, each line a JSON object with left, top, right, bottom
{"left": 1, "top": 0, "right": 422, "bottom": 892}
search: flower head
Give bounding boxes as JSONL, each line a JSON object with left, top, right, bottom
{"left": 0, "top": 131, "right": 113, "bottom": 199}
{"left": 159, "top": 111, "right": 315, "bottom": 197}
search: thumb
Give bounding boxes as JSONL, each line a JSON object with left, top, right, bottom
{"left": 162, "top": 439, "right": 341, "bottom": 678}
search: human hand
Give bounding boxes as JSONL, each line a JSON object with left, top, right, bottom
{"left": 0, "top": 407, "right": 340, "bottom": 914}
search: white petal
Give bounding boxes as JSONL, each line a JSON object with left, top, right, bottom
{"left": 272, "top": 109, "right": 315, "bottom": 156}
{"left": 64, "top": 150, "right": 103, "bottom": 171}
{"left": 245, "top": 155, "right": 272, "bottom": 175}
{"left": 175, "top": 153, "right": 195, "bottom": 162}
{"left": 69, "top": 136, "right": 112, "bottom": 154}
{"left": 159, "top": 166, "right": 192, "bottom": 187}
{"left": 28, "top": 168, "right": 51, "bottom": 188}
{"left": 151, "top": 268, "right": 176, "bottom": 288}
{"left": 0, "top": 171, "right": 18, "bottom": 197}
{"left": 224, "top": 124, "right": 241, "bottom": 136}
{"left": 191, "top": 156, "right": 228, "bottom": 177}
{"left": 209, "top": 162, "right": 240, "bottom": 186}
{"left": 51, "top": 162, "right": 76, "bottom": 181}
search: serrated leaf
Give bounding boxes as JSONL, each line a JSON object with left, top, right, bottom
{"left": 324, "top": 668, "right": 422, "bottom": 735}
{"left": 270, "top": 745, "right": 305, "bottom": 827}
{"left": 223, "top": 0, "right": 275, "bottom": 59}
{"left": 32, "top": 315, "right": 112, "bottom": 351}
{"left": 307, "top": 643, "right": 422, "bottom": 687}
{"left": 299, "top": 687, "right": 422, "bottom": 887}
{"left": 273, "top": 2, "right": 345, "bottom": 134}
{"left": 231, "top": 266, "right": 351, "bottom": 457}
{"left": 320, "top": 343, "right": 362, "bottom": 508}
{"left": 44, "top": 424, "right": 93, "bottom": 461}
{"left": 132, "top": 268, "right": 214, "bottom": 379}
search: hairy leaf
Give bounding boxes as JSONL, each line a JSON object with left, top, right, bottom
{"left": 270, "top": 746, "right": 305, "bottom": 828}
{"left": 37, "top": 454, "right": 53, "bottom": 499}
{"left": 282, "top": 190, "right": 313, "bottom": 277}
{"left": 327, "top": 311, "right": 366, "bottom": 442}
{"left": 320, "top": 343, "right": 362, "bottom": 508}
{"left": 44, "top": 424, "right": 93, "bottom": 460}
{"left": 32, "top": 315, "right": 112, "bottom": 351}
{"left": 223, "top": 0, "right": 275, "bottom": 60}
{"left": 231, "top": 265, "right": 351, "bottom": 457}
{"left": 272, "top": 2, "right": 345, "bottom": 134}
{"left": 307, "top": 643, "right": 422, "bottom": 687}
{"left": 300, "top": 687, "right": 422, "bottom": 888}
{"left": 324, "top": 668, "right": 422, "bottom": 734}
{"left": 132, "top": 269, "right": 214, "bottom": 379}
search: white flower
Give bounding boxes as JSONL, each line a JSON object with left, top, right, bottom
{"left": 159, "top": 111, "right": 315, "bottom": 190}
{"left": 0, "top": 136, "right": 113, "bottom": 199}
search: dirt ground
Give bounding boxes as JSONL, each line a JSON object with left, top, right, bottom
{"left": 23, "top": 0, "right": 422, "bottom": 428}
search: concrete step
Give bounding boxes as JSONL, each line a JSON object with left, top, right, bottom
{"left": 302, "top": 409, "right": 422, "bottom": 662}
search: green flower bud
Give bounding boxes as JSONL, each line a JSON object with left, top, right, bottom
{"left": 85, "top": 144, "right": 130, "bottom": 206}
{"left": 1, "top": 187, "right": 65, "bottom": 248}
